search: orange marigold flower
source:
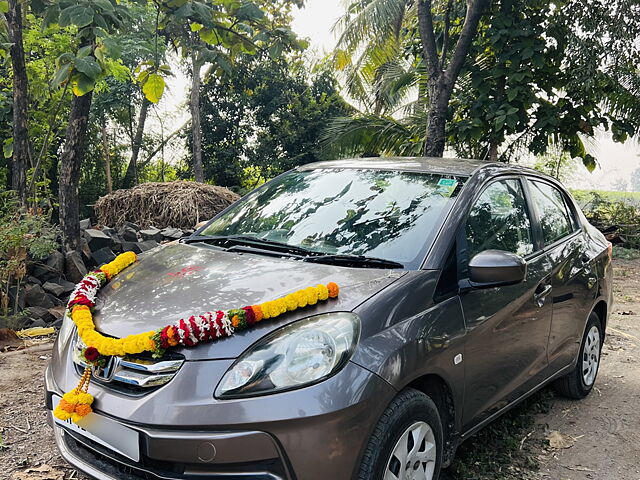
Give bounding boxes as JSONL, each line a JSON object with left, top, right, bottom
{"left": 74, "top": 404, "right": 92, "bottom": 417}
{"left": 59, "top": 399, "right": 76, "bottom": 413}
{"left": 251, "top": 305, "right": 263, "bottom": 321}
{"left": 327, "top": 282, "right": 339, "bottom": 298}
{"left": 231, "top": 315, "right": 240, "bottom": 328}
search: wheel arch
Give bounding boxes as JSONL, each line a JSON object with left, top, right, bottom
{"left": 405, "top": 373, "right": 457, "bottom": 466}
{"left": 592, "top": 299, "right": 608, "bottom": 335}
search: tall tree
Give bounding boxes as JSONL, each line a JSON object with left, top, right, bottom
{"left": 417, "top": 0, "right": 489, "bottom": 156}
{"left": 6, "top": 0, "right": 29, "bottom": 204}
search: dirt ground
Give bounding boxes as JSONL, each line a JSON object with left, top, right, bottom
{"left": 0, "top": 258, "right": 639, "bottom": 480}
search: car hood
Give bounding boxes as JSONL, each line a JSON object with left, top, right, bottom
{"left": 93, "top": 243, "right": 406, "bottom": 360}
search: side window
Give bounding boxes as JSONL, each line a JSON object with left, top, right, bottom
{"left": 528, "top": 181, "right": 573, "bottom": 245}
{"left": 466, "top": 179, "right": 534, "bottom": 259}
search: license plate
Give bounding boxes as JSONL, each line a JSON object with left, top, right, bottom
{"left": 52, "top": 395, "right": 140, "bottom": 461}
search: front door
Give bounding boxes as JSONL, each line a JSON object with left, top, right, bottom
{"left": 458, "top": 177, "right": 553, "bottom": 431}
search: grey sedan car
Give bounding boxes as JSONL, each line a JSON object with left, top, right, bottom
{"left": 46, "top": 157, "right": 612, "bottom": 480}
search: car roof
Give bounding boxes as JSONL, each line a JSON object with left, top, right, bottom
{"left": 298, "top": 156, "right": 542, "bottom": 178}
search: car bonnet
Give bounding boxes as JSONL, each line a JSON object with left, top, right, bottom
{"left": 92, "top": 243, "right": 406, "bottom": 360}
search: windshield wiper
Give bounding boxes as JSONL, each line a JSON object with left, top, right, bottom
{"left": 183, "top": 235, "right": 316, "bottom": 257}
{"left": 302, "top": 254, "right": 404, "bottom": 269}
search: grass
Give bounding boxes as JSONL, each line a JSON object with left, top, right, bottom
{"left": 613, "top": 246, "right": 640, "bottom": 260}
{"left": 444, "top": 388, "right": 555, "bottom": 480}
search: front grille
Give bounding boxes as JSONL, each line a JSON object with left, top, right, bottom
{"left": 62, "top": 428, "right": 287, "bottom": 480}
{"left": 72, "top": 333, "right": 184, "bottom": 396}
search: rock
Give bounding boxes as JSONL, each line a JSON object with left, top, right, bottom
{"left": 32, "top": 263, "right": 59, "bottom": 282}
{"left": 84, "top": 229, "right": 112, "bottom": 252}
{"left": 8, "top": 286, "right": 26, "bottom": 311}
{"left": 119, "top": 225, "right": 139, "bottom": 242}
{"left": 42, "top": 281, "right": 66, "bottom": 297}
{"left": 123, "top": 221, "right": 141, "bottom": 232}
{"left": 183, "top": 229, "right": 195, "bottom": 236}
{"left": 102, "top": 228, "right": 123, "bottom": 253}
{"left": 47, "top": 293, "right": 64, "bottom": 306}
{"left": 121, "top": 242, "right": 143, "bottom": 254}
{"left": 25, "top": 275, "right": 42, "bottom": 286}
{"left": 80, "top": 218, "right": 91, "bottom": 230}
{"left": 44, "top": 250, "right": 65, "bottom": 274}
{"left": 29, "top": 318, "right": 48, "bottom": 328}
{"left": 50, "top": 318, "right": 64, "bottom": 328}
{"left": 65, "top": 251, "right": 87, "bottom": 283}
{"left": 161, "top": 227, "right": 183, "bottom": 241}
{"left": 49, "top": 306, "right": 66, "bottom": 321}
{"left": 26, "top": 305, "right": 54, "bottom": 323}
{"left": 139, "top": 227, "right": 163, "bottom": 243}
{"left": 52, "top": 278, "right": 76, "bottom": 294}
{"left": 92, "top": 247, "right": 116, "bottom": 266}
{"left": 25, "top": 284, "right": 55, "bottom": 309}
{"left": 138, "top": 240, "right": 161, "bottom": 252}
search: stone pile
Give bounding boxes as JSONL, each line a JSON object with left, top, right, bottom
{"left": 3, "top": 220, "right": 195, "bottom": 331}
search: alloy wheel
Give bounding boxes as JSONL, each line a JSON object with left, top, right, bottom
{"left": 384, "top": 421, "right": 437, "bottom": 480}
{"left": 582, "top": 325, "right": 601, "bottom": 386}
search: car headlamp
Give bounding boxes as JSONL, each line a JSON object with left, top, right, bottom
{"left": 216, "top": 312, "right": 360, "bottom": 398}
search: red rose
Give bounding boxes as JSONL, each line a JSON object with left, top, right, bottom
{"left": 84, "top": 347, "right": 100, "bottom": 362}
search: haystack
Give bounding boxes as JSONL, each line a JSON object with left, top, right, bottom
{"left": 94, "top": 181, "right": 240, "bottom": 229}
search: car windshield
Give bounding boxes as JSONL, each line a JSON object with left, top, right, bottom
{"left": 198, "top": 168, "right": 466, "bottom": 268}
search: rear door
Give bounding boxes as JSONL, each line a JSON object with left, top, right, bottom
{"left": 459, "top": 176, "right": 553, "bottom": 431}
{"left": 525, "top": 178, "right": 598, "bottom": 373}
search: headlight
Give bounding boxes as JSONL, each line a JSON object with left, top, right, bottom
{"left": 216, "top": 312, "right": 360, "bottom": 398}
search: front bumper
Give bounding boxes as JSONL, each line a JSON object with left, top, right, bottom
{"left": 45, "top": 354, "right": 396, "bottom": 480}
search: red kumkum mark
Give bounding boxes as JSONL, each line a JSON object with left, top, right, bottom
{"left": 168, "top": 266, "right": 203, "bottom": 278}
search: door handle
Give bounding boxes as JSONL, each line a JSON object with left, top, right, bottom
{"left": 534, "top": 284, "right": 552, "bottom": 307}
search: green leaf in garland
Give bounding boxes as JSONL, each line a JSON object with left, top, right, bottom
{"left": 142, "top": 73, "right": 165, "bottom": 104}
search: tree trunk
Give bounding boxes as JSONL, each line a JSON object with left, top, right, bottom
{"left": 417, "top": 0, "right": 489, "bottom": 157}
{"left": 7, "top": 0, "right": 29, "bottom": 205}
{"left": 59, "top": 92, "right": 93, "bottom": 251}
{"left": 122, "top": 98, "right": 150, "bottom": 188}
{"left": 190, "top": 49, "right": 204, "bottom": 183}
{"left": 102, "top": 121, "right": 113, "bottom": 194}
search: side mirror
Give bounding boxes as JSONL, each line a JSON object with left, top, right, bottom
{"left": 468, "top": 250, "right": 527, "bottom": 287}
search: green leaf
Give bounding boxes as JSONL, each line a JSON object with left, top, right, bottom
{"left": 190, "top": 22, "right": 203, "bottom": 32}
{"left": 235, "top": 2, "right": 264, "bottom": 21}
{"left": 92, "top": 0, "right": 114, "bottom": 13}
{"left": 3, "top": 138, "right": 13, "bottom": 159}
{"left": 74, "top": 56, "right": 102, "bottom": 80}
{"left": 268, "top": 42, "right": 283, "bottom": 60}
{"left": 142, "top": 73, "right": 165, "bottom": 103}
{"left": 70, "top": 71, "right": 95, "bottom": 96}
{"left": 0, "top": 1, "right": 8, "bottom": 14}
{"left": 51, "top": 63, "right": 71, "bottom": 86}
{"left": 77, "top": 45, "right": 92, "bottom": 58}
{"left": 582, "top": 154, "right": 597, "bottom": 172}
{"left": 59, "top": 5, "right": 95, "bottom": 28}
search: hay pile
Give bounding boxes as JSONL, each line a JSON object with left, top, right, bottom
{"left": 94, "top": 181, "right": 240, "bottom": 229}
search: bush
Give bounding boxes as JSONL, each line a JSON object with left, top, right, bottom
{"left": 576, "top": 191, "right": 640, "bottom": 249}
{"left": 0, "top": 192, "right": 58, "bottom": 316}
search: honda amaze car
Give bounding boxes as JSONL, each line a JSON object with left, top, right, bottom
{"left": 46, "top": 157, "right": 612, "bottom": 480}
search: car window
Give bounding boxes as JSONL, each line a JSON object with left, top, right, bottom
{"left": 528, "top": 181, "right": 574, "bottom": 245}
{"left": 466, "top": 179, "right": 534, "bottom": 258}
{"left": 199, "top": 169, "right": 467, "bottom": 268}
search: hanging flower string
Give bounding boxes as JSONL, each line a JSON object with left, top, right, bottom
{"left": 54, "top": 251, "right": 339, "bottom": 423}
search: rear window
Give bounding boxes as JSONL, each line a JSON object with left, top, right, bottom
{"left": 200, "top": 169, "right": 467, "bottom": 268}
{"left": 529, "top": 181, "right": 574, "bottom": 245}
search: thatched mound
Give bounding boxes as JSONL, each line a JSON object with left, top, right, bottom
{"left": 94, "top": 181, "right": 240, "bottom": 229}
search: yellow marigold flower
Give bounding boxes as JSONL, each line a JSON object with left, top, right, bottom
{"left": 316, "top": 284, "right": 329, "bottom": 301}
{"left": 306, "top": 287, "right": 318, "bottom": 305}
{"left": 295, "top": 290, "right": 307, "bottom": 308}
{"left": 285, "top": 294, "right": 298, "bottom": 311}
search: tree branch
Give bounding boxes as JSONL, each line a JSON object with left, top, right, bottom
{"left": 444, "top": 0, "right": 490, "bottom": 85}
{"left": 417, "top": 0, "right": 441, "bottom": 78}
{"left": 440, "top": 0, "right": 454, "bottom": 70}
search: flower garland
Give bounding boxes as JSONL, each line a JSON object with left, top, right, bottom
{"left": 54, "top": 251, "right": 339, "bottom": 423}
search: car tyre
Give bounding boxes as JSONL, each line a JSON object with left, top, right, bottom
{"left": 554, "top": 311, "right": 603, "bottom": 399}
{"left": 357, "top": 388, "right": 443, "bottom": 480}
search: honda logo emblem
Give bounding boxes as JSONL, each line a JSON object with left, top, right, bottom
{"left": 92, "top": 356, "right": 121, "bottom": 382}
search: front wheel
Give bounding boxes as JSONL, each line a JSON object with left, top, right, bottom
{"left": 554, "top": 311, "right": 603, "bottom": 399}
{"left": 357, "top": 388, "right": 443, "bottom": 480}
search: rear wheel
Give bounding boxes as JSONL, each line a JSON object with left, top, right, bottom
{"left": 357, "top": 388, "right": 443, "bottom": 480}
{"left": 554, "top": 312, "right": 603, "bottom": 399}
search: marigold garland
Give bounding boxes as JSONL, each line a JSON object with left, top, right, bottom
{"left": 54, "top": 251, "right": 340, "bottom": 424}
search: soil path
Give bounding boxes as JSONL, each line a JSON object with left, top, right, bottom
{"left": 1, "top": 259, "right": 639, "bottom": 480}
